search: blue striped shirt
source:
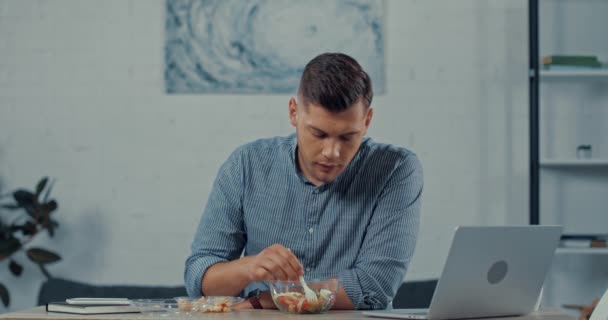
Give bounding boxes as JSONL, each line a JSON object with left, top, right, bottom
{"left": 184, "top": 134, "right": 423, "bottom": 310}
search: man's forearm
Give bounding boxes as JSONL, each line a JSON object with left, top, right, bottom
{"left": 332, "top": 285, "right": 355, "bottom": 309}
{"left": 201, "top": 256, "right": 253, "bottom": 296}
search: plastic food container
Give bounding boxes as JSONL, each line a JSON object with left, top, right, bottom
{"left": 197, "top": 296, "right": 244, "bottom": 313}
{"left": 269, "top": 278, "right": 338, "bottom": 314}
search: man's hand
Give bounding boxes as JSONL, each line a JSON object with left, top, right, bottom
{"left": 201, "top": 243, "right": 304, "bottom": 296}
{"left": 245, "top": 244, "right": 304, "bottom": 282}
{"left": 579, "top": 298, "right": 600, "bottom": 320}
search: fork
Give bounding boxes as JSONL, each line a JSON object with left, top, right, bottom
{"left": 299, "top": 276, "right": 319, "bottom": 303}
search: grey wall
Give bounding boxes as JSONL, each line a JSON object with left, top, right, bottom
{"left": 0, "top": 0, "right": 597, "bottom": 313}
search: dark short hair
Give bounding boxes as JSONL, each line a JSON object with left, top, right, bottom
{"left": 298, "top": 53, "right": 373, "bottom": 112}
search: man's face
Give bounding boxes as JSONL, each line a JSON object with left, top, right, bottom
{"left": 288, "top": 97, "right": 373, "bottom": 186}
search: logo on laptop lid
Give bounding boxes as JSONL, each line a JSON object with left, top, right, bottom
{"left": 487, "top": 260, "right": 508, "bottom": 284}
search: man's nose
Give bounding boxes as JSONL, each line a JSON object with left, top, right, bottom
{"left": 322, "top": 139, "right": 340, "bottom": 159}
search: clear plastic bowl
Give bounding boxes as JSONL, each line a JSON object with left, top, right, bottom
{"left": 195, "top": 296, "right": 244, "bottom": 313}
{"left": 174, "top": 297, "right": 197, "bottom": 314}
{"left": 269, "top": 278, "right": 338, "bottom": 314}
{"left": 164, "top": 302, "right": 191, "bottom": 318}
{"left": 130, "top": 299, "right": 168, "bottom": 317}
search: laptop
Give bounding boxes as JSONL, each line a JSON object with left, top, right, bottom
{"left": 364, "top": 225, "right": 562, "bottom": 320}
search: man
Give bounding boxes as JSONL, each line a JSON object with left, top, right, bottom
{"left": 580, "top": 299, "right": 599, "bottom": 320}
{"left": 184, "top": 52, "right": 423, "bottom": 310}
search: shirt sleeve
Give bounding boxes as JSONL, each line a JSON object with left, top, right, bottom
{"left": 184, "top": 148, "right": 246, "bottom": 297}
{"left": 338, "top": 152, "right": 423, "bottom": 310}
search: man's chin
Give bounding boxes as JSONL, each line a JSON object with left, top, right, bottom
{"left": 315, "top": 173, "right": 339, "bottom": 184}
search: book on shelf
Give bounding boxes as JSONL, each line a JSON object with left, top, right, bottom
{"left": 542, "top": 55, "right": 603, "bottom": 68}
{"left": 46, "top": 302, "right": 140, "bottom": 314}
{"left": 560, "top": 239, "right": 594, "bottom": 248}
{"left": 560, "top": 234, "right": 608, "bottom": 248}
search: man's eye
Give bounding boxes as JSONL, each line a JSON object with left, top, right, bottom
{"left": 340, "top": 136, "right": 354, "bottom": 142}
{"left": 313, "top": 132, "right": 325, "bottom": 138}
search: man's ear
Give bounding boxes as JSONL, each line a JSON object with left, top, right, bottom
{"left": 289, "top": 97, "right": 298, "bottom": 127}
{"left": 365, "top": 107, "right": 374, "bottom": 129}
{"left": 360, "top": 107, "right": 373, "bottom": 137}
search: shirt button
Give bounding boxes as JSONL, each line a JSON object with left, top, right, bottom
{"left": 306, "top": 267, "right": 311, "bottom": 272}
{"left": 309, "top": 228, "right": 314, "bottom": 234}
{"left": 313, "top": 189, "right": 318, "bottom": 194}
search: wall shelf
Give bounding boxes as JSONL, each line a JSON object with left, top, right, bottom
{"left": 556, "top": 248, "right": 608, "bottom": 255}
{"left": 529, "top": 0, "right": 608, "bottom": 309}
{"left": 540, "top": 159, "right": 608, "bottom": 168}
{"left": 540, "top": 69, "right": 608, "bottom": 78}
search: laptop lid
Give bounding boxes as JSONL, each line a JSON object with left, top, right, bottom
{"left": 428, "top": 225, "right": 561, "bottom": 319}
{"left": 364, "top": 225, "right": 562, "bottom": 320}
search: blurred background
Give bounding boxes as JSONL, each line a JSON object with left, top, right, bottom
{"left": 0, "top": 0, "right": 606, "bottom": 314}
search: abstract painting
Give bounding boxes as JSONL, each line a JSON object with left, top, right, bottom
{"left": 165, "top": 0, "right": 385, "bottom": 94}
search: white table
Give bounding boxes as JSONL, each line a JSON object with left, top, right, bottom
{"left": 0, "top": 308, "right": 575, "bottom": 320}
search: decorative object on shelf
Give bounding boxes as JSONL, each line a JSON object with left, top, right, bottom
{"left": 542, "top": 55, "right": 603, "bottom": 69}
{"left": 0, "top": 177, "right": 61, "bottom": 308}
{"left": 576, "top": 145, "right": 592, "bottom": 159}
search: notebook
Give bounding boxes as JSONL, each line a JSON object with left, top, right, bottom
{"left": 46, "top": 302, "right": 140, "bottom": 314}
{"left": 364, "top": 225, "right": 562, "bottom": 320}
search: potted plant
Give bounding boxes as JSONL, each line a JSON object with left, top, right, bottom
{"left": 0, "top": 177, "right": 61, "bottom": 308}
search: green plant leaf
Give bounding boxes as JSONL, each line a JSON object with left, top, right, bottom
{"left": 42, "top": 179, "right": 55, "bottom": 203}
{"left": 35, "top": 177, "right": 48, "bottom": 198}
{"left": 0, "top": 237, "right": 22, "bottom": 257}
{"left": 41, "top": 200, "right": 58, "bottom": 213}
{"left": 0, "top": 204, "right": 20, "bottom": 210}
{"left": 26, "top": 248, "right": 61, "bottom": 264}
{"left": 46, "top": 223, "right": 55, "bottom": 237}
{"left": 8, "top": 222, "right": 38, "bottom": 236}
{"left": 22, "top": 204, "right": 36, "bottom": 218}
{"left": 13, "top": 190, "right": 35, "bottom": 207}
{"left": 21, "top": 221, "right": 37, "bottom": 236}
{"left": 0, "top": 282, "right": 9, "bottom": 307}
{"left": 8, "top": 260, "right": 23, "bottom": 277}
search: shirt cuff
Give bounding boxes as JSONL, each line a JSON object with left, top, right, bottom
{"left": 338, "top": 269, "right": 367, "bottom": 309}
{"left": 184, "top": 255, "right": 227, "bottom": 297}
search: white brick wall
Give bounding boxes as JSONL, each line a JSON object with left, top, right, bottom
{"left": 6, "top": 0, "right": 597, "bottom": 312}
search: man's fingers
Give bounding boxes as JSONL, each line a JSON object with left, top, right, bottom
{"left": 277, "top": 248, "right": 304, "bottom": 278}
{"left": 251, "top": 244, "right": 304, "bottom": 282}
{"left": 267, "top": 245, "right": 303, "bottom": 279}
{"left": 263, "top": 256, "right": 290, "bottom": 281}
{"left": 251, "top": 264, "right": 275, "bottom": 282}
{"left": 258, "top": 255, "right": 294, "bottom": 281}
